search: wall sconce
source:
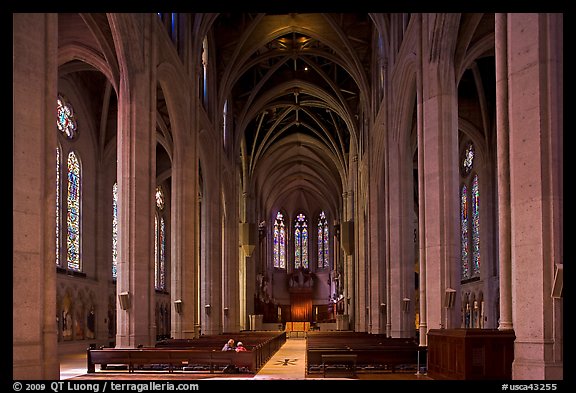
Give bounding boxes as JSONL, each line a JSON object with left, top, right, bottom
{"left": 444, "top": 288, "right": 456, "bottom": 308}
{"left": 118, "top": 291, "right": 130, "bottom": 310}
{"left": 223, "top": 307, "right": 229, "bottom": 316}
{"left": 380, "top": 303, "right": 386, "bottom": 313}
{"left": 204, "top": 304, "right": 211, "bottom": 315}
{"left": 402, "top": 297, "right": 410, "bottom": 313}
{"left": 174, "top": 299, "right": 183, "bottom": 314}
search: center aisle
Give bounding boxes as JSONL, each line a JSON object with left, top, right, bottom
{"left": 253, "top": 337, "right": 307, "bottom": 379}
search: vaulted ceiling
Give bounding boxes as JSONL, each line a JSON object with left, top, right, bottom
{"left": 212, "top": 13, "right": 373, "bottom": 220}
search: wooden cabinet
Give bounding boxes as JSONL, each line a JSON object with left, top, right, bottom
{"left": 427, "top": 328, "right": 515, "bottom": 380}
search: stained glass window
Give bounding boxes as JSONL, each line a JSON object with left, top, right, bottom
{"left": 273, "top": 212, "right": 286, "bottom": 269}
{"left": 202, "top": 36, "right": 208, "bottom": 107}
{"left": 317, "top": 211, "right": 329, "bottom": 269}
{"left": 158, "top": 216, "right": 166, "bottom": 290}
{"left": 471, "top": 174, "right": 480, "bottom": 276}
{"left": 460, "top": 184, "right": 469, "bottom": 280}
{"left": 294, "top": 213, "right": 308, "bottom": 269}
{"left": 56, "top": 146, "right": 61, "bottom": 267}
{"left": 57, "top": 94, "right": 77, "bottom": 139}
{"left": 66, "top": 151, "right": 81, "bottom": 271}
{"left": 155, "top": 186, "right": 166, "bottom": 290}
{"left": 112, "top": 182, "right": 118, "bottom": 279}
{"left": 223, "top": 100, "right": 228, "bottom": 149}
{"left": 460, "top": 141, "right": 480, "bottom": 280}
{"left": 462, "top": 142, "right": 474, "bottom": 175}
{"left": 156, "top": 185, "right": 165, "bottom": 210}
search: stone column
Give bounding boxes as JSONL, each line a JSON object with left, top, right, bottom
{"left": 368, "top": 149, "right": 386, "bottom": 334}
{"left": 387, "top": 141, "right": 416, "bottom": 338}
{"left": 342, "top": 191, "right": 351, "bottom": 321}
{"left": 495, "top": 13, "right": 513, "bottom": 332}
{"left": 171, "top": 141, "right": 197, "bottom": 338}
{"left": 415, "top": 13, "right": 428, "bottom": 346}
{"left": 113, "top": 14, "right": 156, "bottom": 348}
{"left": 13, "top": 13, "right": 60, "bottom": 380}
{"left": 420, "top": 13, "right": 461, "bottom": 332}
{"left": 201, "top": 168, "right": 222, "bottom": 335}
{"left": 507, "top": 13, "right": 563, "bottom": 380}
{"left": 222, "top": 179, "right": 240, "bottom": 333}
{"left": 241, "top": 192, "right": 257, "bottom": 331}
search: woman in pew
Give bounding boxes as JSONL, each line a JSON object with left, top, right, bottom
{"left": 235, "top": 342, "right": 248, "bottom": 352}
{"left": 222, "top": 338, "right": 236, "bottom": 351}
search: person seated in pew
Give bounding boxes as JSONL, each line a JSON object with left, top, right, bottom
{"left": 235, "top": 342, "right": 248, "bottom": 352}
{"left": 222, "top": 338, "right": 236, "bottom": 351}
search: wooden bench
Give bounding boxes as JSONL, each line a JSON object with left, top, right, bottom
{"left": 322, "top": 354, "right": 357, "bottom": 378}
{"left": 306, "top": 332, "right": 424, "bottom": 374}
{"left": 87, "top": 348, "right": 257, "bottom": 374}
{"left": 87, "top": 332, "right": 286, "bottom": 374}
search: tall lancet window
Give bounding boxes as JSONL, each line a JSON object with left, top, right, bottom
{"left": 201, "top": 36, "right": 208, "bottom": 108}
{"left": 294, "top": 213, "right": 308, "bottom": 269}
{"left": 273, "top": 212, "right": 286, "bottom": 269}
{"left": 66, "top": 151, "right": 81, "bottom": 271}
{"left": 223, "top": 99, "right": 228, "bottom": 149}
{"left": 317, "top": 211, "right": 329, "bottom": 269}
{"left": 112, "top": 181, "right": 118, "bottom": 279}
{"left": 56, "top": 145, "right": 61, "bottom": 267}
{"left": 460, "top": 142, "right": 481, "bottom": 280}
{"left": 155, "top": 185, "right": 166, "bottom": 290}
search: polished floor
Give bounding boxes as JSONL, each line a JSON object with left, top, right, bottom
{"left": 61, "top": 337, "right": 431, "bottom": 381}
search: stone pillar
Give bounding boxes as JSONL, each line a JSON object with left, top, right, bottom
{"left": 420, "top": 14, "right": 461, "bottom": 332}
{"left": 201, "top": 167, "right": 223, "bottom": 335}
{"left": 368, "top": 150, "right": 386, "bottom": 334}
{"left": 195, "top": 193, "right": 202, "bottom": 337}
{"left": 506, "top": 13, "right": 563, "bottom": 380}
{"left": 495, "top": 13, "right": 513, "bottom": 332}
{"left": 343, "top": 190, "right": 354, "bottom": 327}
{"left": 387, "top": 141, "right": 416, "bottom": 338}
{"left": 222, "top": 179, "right": 240, "bottom": 333}
{"left": 171, "top": 141, "right": 197, "bottom": 338}
{"left": 13, "top": 13, "right": 60, "bottom": 380}
{"left": 240, "top": 192, "right": 257, "bottom": 331}
{"left": 415, "top": 13, "right": 428, "bottom": 346}
{"left": 114, "top": 14, "right": 156, "bottom": 348}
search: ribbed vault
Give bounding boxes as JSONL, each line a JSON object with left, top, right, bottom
{"left": 213, "top": 13, "right": 372, "bottom": 219}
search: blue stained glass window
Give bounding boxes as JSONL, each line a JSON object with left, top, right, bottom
{"left": 66, "top": 151, "right": 81, "bottom": 271}
{"left": 159, "top": 216, "right": 166, "bottom": 289}
{"left": 56, "top": 146, "right": 61, "bottom": 267}
{"left": 295, "top": 228, "right": 301, "bottom": 268}
{"left": 294, "top": 213, "right": 308, "bottom": 269}
{"left": 273, "top": 212, "right": 286, "bottom": 268}
{"left": 112, "top": 182, "right": 118, "bottom": 279}
{"left": 317, "top": 211, "right": 329, "bottom": 268}
{"left": 460, "top": 141, "right": 480, "bottom": 280}
{"left": 460, "top": 184, "right": 469, "bottom": 280}
{"left": 155, "top": 215, "right": 159, "bottom": 288}
{"left": 317, "top": 225, "right": 323, "bottom": 267}
{"left": 472, "top": 174, "right": 480, "bottom": 276}
{"left": 155, "top": 186, "right": 166, "bottom": 290}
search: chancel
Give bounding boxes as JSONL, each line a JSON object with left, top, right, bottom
{"left": 13, "top": 12, "right": 563, "bottom": 381}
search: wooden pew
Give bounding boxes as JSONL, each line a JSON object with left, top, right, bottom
{"left": 87, "top": 348, "right": 257, "bottom": 374}
{"left": 321, "top": 354, "right": 357, "bottom": 377}
{"left": 88, "top": 332, "right": 286, "bottom": 374}
{"left": 306, "top": 332, "right": 425, "bottom": 375}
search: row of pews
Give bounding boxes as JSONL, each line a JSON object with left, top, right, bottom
{"left": 306, "top": 331, "right": 426, "bottom": 376}
{"left": 87, "top": 331, "right": 286, "bottom": 374}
